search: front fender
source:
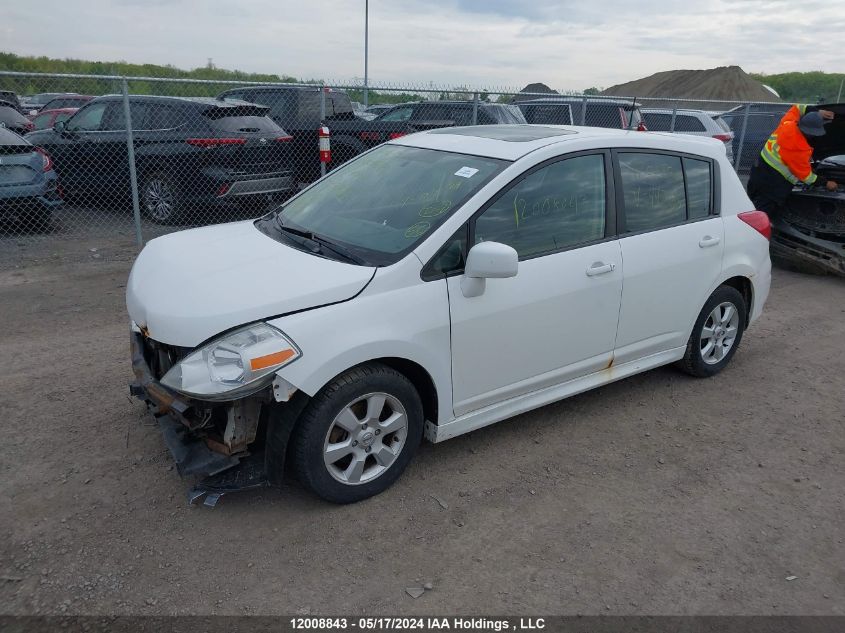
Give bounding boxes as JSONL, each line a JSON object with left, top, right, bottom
{"left": 266, "top": 268, "right": 453, "bottom": 425}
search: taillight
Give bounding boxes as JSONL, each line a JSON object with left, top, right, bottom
{"left": 185, "top": 138, "right": 247, "bottom": 147}
{"left": 217, "top": 183, "right": 231, "bottom": 197}
{"left": 34, "top": 147, "right": 53, "bottom": 172}
{"left": 275, "top": 135, "right": 293, "bottom": 142}
{"left": 738, "top": 210, "right": 771, "bottom": 240}
{"left": 360, "top": 131, "right": 381, "bottom": 141}
{"left": 388, "top": 132, "right": 406, "bottom": 140}
{"left": 713, "top": 133, "right": 733, "bottom": 142}
{"left": 636, "top": 121, "right": 648, "bottom": 132}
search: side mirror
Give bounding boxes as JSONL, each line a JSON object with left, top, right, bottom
{"left": 461, "top": 241, "right": 518, "bottom": 298}
{"left": 53, "top": 120, "right": 67, "bottom": 134}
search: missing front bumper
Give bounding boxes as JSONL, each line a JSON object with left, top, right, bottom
{"left": 129, "top": 331, "right": 270, "bottom": 499}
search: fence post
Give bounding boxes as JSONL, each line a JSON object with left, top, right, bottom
{"left": 472, "top": 92, "right": 479, "bottom": 125}
{"left": 122, "top": 77, "right": 143, "bottom": 247}
{"left": 320, "top": 85, "right": 327, "bottom": 178}
{"left": 580, "top": 96, "right": 587, "bottom": 126}
{"left": 670, "top": 107, "right": 677, "bottom": 133}
{"left": 735, "top": 103, "right": 751, "bottom": 171}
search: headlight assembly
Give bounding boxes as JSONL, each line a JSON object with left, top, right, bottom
{"left": 160, "top": 323, "right": 300, "bottom": 400}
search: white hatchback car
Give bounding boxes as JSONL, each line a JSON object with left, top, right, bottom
{"left": 127, "top": 125, "right": 772, "bottom": 504}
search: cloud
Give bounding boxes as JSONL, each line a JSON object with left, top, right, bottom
{"left": 2, "top": 0, "right": 840, "bottom": 93}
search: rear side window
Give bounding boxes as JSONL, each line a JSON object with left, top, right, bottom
{"left": 522, "top": 104, "right": 572, "bottom": 125}
{"left": 674, "top": 115, "right": 706, "bottom": 132}
{"left": 644, "top": 113, "right": 672, "bottom": 131}
{"left": 146, "top": 104, "right": 188, "bottom": 130}
{"left": 618, "top": 152, "right": 714, "bottom": 232}
{"left": 619, "top": 153, "right": 686, "bottom": 232}
{"left": 587, "top": 105, "right": 626, "bottom": 129}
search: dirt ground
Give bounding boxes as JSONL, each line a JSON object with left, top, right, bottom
{"left": 0, "top": 235, "right": 843, "bottom": 617}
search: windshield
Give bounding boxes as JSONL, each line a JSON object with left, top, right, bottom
{"left": 260, "top": 144, "right": 506, "bottom": 265}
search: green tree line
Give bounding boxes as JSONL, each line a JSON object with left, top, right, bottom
{"left": 0, "top": 51, "right": 435, "bottom": 105}
{"left": 750, "top": 71, "right": 845, "bottom": 104}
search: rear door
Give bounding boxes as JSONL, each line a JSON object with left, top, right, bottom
{"left": 613, "top": 151, "right": 724, "bottom": 364}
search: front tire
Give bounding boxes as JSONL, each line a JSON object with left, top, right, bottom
{"left": 291, "top": 363, "right": 424, "bottom": 503}
{"left": 678, "top": 285, "right": 747, "bottom": 378}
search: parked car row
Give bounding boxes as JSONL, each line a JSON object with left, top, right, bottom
{"left": 0, "top": 83, "right": 809, "bottom": 231}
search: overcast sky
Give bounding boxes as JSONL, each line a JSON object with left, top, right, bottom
{"left": 3, "top": 0, "right": 841, "bottom": 91}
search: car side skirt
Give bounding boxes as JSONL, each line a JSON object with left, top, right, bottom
{"left": 425, "top": 346, "right": 686, "bottom": 443}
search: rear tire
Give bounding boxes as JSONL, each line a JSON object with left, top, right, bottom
{"left": 678, "top": 286, "right": 747, "bottom": 378}
{"left": 290, "top": 363, "right": 423, "bottom": 504}
{"left": 141, "top": 172, "right": 183, "bottom": 224}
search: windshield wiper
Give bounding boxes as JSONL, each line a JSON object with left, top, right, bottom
{"left": 274, "top": 218, "right": 368, "bottom": 265}
{"left": 309, "top": 234, "right": 368, "bottom": 265}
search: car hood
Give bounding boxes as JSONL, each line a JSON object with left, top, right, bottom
{"left": 126, "top": 221, "right": 376, "bottom": 347}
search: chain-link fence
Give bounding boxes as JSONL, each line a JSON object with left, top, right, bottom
{"left": 0, "top": 70, "right": 788, "bottom": 244}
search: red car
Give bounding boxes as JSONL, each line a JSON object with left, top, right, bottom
{"left": 30, "top": 108, "right": 78, "bottom": 131}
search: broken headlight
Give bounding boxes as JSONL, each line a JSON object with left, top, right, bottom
{"left": 160, "top": 323, "right": 300, "bottom": 400}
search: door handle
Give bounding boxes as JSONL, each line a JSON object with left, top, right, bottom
{"left": 586, "top": 261, "right": 615, "bottom": 277}
{"left": 699, "top": 235, "right": 721, "bottom": 248}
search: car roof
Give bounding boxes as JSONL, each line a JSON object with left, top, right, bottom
{"left": 641, "top": 108, "right": 710, "bottom": 116}
{"left": 93, "top": 95, "right": 267, "bottom": 109}
{"left": 518, "top": 96, "right": 642, "bottom": 107}
{"left": 390, "top": 124, "right": 724, "bottom": 161}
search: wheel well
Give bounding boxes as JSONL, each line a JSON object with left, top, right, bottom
{"left": 374, "top": 357, "right": 439, "bottom": 426}
{"left": 720, "top": 276, "right": 753, "bottom": 326}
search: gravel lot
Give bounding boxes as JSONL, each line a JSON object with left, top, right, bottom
{"left": 1, "top": 233, "right": 843, "bottom": 617}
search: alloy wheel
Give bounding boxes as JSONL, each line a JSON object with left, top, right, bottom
{"left": 322, "top": 392, "right": 408, "bottom": 485}
{"left": 144, "top": 178, "right": 175, "bottom": 222}
{"left": 699, "top": 301, "right": 740, "bottom": 365}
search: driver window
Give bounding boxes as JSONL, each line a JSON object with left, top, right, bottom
{"left": 67, "top": 102, "right": 108, "bottom": 132}
{"left": 473, "top": 154, "right": 607, "bottom": 259}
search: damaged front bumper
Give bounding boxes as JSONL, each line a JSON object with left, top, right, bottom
{"left": 129, "top": 331, "right": 270, "bottom": 502}
{"left": 771, "top": 219, "right": 845, "bottom": 277}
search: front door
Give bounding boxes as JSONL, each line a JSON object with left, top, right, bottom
{"left": 447, "top": 152, "right": 623, "bottom": 417}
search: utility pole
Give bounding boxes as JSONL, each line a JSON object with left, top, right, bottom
{"left": 364, "top": 0, "right": 369, "bottom": 107}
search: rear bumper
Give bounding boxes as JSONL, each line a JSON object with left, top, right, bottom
{"left": 218, "top": 174, "right": 295, "bottom": 198}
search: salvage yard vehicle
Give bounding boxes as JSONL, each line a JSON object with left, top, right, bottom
{"left": 516, "top": 96, "right": 645, "bottom": 131}
{"left": 127, "top": 124, "right": 771, "bottom": 504}
{"left": 216, "top": 85, "right": 414, "bottom": 184}
{"left": 0, "top": 126, "right": 62, "bottom": 229}
{"left": 27, "top": 95, "right": 296, "bottom": 223}
{"left": 773, "top": 103, "right": 845, "bottom": 276}
{"left": 641, "top": 108, "right": 734, "bottom": 163}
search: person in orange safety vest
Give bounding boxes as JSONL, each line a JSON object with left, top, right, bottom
{"left": 746, "top": 104, "right": 838, "bottom": 218}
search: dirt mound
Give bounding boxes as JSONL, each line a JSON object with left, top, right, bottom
{"left": 510, "top": 82, "right": 558, "bottom": 103}
{"left": 603, "top": 66, "right": 780, "bottom": 104}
